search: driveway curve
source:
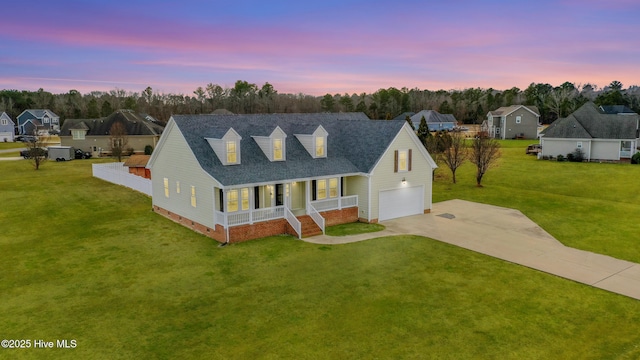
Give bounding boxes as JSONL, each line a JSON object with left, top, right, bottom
{"left": 305, "top": 199, "right": 640, "bottom": 301}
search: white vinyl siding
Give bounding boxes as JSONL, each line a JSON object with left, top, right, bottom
{"left": 150, "top": 120, "right": 219, "bottom": 228}
{"left": 369, "top": 126, "right": 434, "bottom": 221}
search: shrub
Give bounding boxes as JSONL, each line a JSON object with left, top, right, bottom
{"left": 144, "top": 145, "right": 153, "bottom": 155}
{"left": 631, "top": 152, "right": 640, "bottom": 164}
{"left": 569, "top": 148, "right": 585, "bottom": 162}
{"left": 557, "top": 154, "right": 565, "bottom": 162}
{"left": 127, "top": 147, "right": 135, "bottom": 156}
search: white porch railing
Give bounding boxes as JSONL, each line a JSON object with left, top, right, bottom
{"left": 92, "top": 162, "right": 152, "bottom": 196}
{"left": 310, "top": 195, "right": 358, "bottom": 212}
{"left": 308, "top": 204, "right": 325, "bottom": 235}
{"left": 215, "top": 206, "right": 285, "bottom": 227}
{"left": 285, "top": 207, "right": 302, "bottom": 239}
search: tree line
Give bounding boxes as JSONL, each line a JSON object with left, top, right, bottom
{"left": 1, "top": 80, "right": 638, "bottom": 125}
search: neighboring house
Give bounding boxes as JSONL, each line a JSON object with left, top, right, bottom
{"left": 147, "top": 113, "right": 438, "bottom": 243}
{"left": 483, "top": 105, "right": 540, "bottom": 139}
{"left": 124, "top": 155, "right": 151, "bottom": 179}
{"left": 410, "top": 110, "right": 457, "bottom": 131}
{"left": 17, "top": 109, "right": 60, "bottom": 135}
{"left": 539, "top": 102, "right": 640, "bottom": 161}
{"left": 0, "top": 112, "right": 15, "bottom": 142}
{"left": 59, "top": 110, "right": 164, "bottom": 156}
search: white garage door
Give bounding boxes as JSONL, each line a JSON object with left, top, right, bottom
{"left": 378, "top": 186, "right": 424, "bottom": 221}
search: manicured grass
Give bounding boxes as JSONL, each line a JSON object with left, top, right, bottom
{"left": 0, "top": 142, "right": 25, "bottom": 150}
{"left": 325, "top": 222, "right": 385, "bottom": 236}
{"left": 433, "top": 139, "right": 640, "bottom": 263}
{"left": 0, "top": 151, "right": 20, "bottom": 157}
{"left": 3, "top": 153, "right": 640, "bottom": 358}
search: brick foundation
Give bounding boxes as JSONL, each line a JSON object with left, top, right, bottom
{"left": 153, "top": 205, "right": 359, "bottom": 243}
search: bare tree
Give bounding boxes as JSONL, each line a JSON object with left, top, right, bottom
{"left": 442, "top": 131, "right": 467, "bottom": 183}
{"left": 24, "top": 130, "right": 49, "bottom": 170}
{"left": 109, "top": 122, "right": 129, "bottom": 162}
{"left": 469, "top": 134, "right": 501, "bottom": 187}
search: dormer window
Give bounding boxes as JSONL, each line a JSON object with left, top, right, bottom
{"left": 273, "top": 138, "right": 283, "bottom": 160}
{"left": 295, "top": 125, "right": 328, "bottom": 159}
{"left": 72, "top": 130, "right": 86, "bottom": 140}
{"left": 251, "top": 126, "right": 286, "bottom": 162}
{"left": 315, "top": 136, "right": 325, "bottom": 157}
{"left": 226, "top": 141, "right": 237, "bottom": 164}
{"left": 205, "top": 128, "right": 241, "bottom": 166}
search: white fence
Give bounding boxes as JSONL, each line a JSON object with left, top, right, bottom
{"left": 92, "top": 162, "right": 152, "bottom": 196}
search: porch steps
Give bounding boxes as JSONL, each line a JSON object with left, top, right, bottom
{"left": 298, "top": 215, "right": 323, "bottom": 237}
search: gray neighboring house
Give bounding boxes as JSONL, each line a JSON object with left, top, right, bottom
{"left": 483, "top": 105, "right": 540, "bottom": 139}
{"left": 410, "top": 110, "right": 457, "bottom": 131}
{"left": 147, "top": 112, "right": 438, "bottom": 243}
{"left": 540, "top": 102, "right": 639, "bottom": 161}
{"left": 59, "top": 110, "right": 164, "bottom": 156}
{"left": 0, "top": 112, "right": 15, "bottom": 142}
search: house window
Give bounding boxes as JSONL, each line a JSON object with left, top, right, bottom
{"left": 273, "top": 138, "right": 283, "bottom": 160}
{"left": 315, "top": 136, "right": 325, "bottom": 157}
{"left": 317, "top": 179, "right": 327, "bottom": 200}
{"left": 577, "top": 142, "right": 582, "bottom": 148}
{"left": 191, "top": 186, "right": 196, "bottom": 207}
{"left": 176, "top": 181, "right": 180, "bottom": 194}
{"left": 398, "top": 150, "right": 408, "bottom": 172}
{"left": 0, "top": 119, "right": 7, "bottom": 126}
{"left": 163, "top": 178, "right": 169, "bottom": 198}
{"left": 394, "top": 149, "right": 412, "bottom": 172}
{"left": 72, "top": 130, "right": 85, "bottom": 140}
{"left": 329, "top": 178, "right": 338, "bottom": 198}
{"left": 43, "top": 116, "right": 50, "bottom": 124}
{"left": 515, "top": 116, "right": 522, "bottom": 124}
{"left": 227, "top": 189, "right": 239, "bottom": 212}
{"left": 226, "top": 141, "right": 237, "bottom": 164}
{"left": 112, "top": 138, "right": 124, "bottom": 148}
{"left": 496, "top": 128, "right": 501, "bottom": 135}
{"left": 241, "top": 188, "right": 249, "bottom": 211}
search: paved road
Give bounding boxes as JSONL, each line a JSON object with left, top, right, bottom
{"left": 306, "top": 199, "right": 640, "bottom": 301}
{"left": 0, "top": 147, "right": 26, "bottom": 161}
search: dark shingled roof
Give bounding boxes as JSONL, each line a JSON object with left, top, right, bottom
{"left": 171, "top": 112, "right": 406, "bottom": 186}
{"left": 410, "top": 110, "right": 457, "bottom": 127}
{"left": 60, "top": 110, "right": 164, "bottom": 136}
{"left": 541, "top": 102, "right": 639, "bottom": 139}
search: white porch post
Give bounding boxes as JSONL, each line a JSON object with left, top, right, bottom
{"left": 305, "top": 180, "right": 311, "bottom": 213}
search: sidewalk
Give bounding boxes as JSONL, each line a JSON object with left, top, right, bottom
{"left": 305, "top": 199, "right": 640, "bottom": 301}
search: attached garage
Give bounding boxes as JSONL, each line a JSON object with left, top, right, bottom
{"left": 378, "top": 185, "right": 424, "bottom": 221}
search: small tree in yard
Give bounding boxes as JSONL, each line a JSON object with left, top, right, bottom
{"left": 442, "top": 131, "right": 466, "bottom": 183}
{"left": 24, "top": 131, "right": 49, "bottom": 170}
{"left": 109, "top": 121, "right": 129, "bottom": 162}
{"left": 469, "top": 134, "right": 501, "bottom": 187}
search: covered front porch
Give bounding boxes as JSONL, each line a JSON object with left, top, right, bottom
{"left": 213, "top": 177, "right": 359, "bottom": 238}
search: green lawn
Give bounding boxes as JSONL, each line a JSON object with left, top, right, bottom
{"left": 0, "top": 141, "right": 25, "bottom": 157}
{"left": 2, "top": 152, "right": 640, "bottom": 359}
{"left": 0, "top": 141, "right": 25, "bottom": 150}
{"left": 434, "top": 139, "right": 640, "bottom": 263}
{"left": 325, "top": 222, "right": 385, "bottom": 236}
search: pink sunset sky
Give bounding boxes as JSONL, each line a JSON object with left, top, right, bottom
{"left": 1, "top": 0, "right": 639, "bottom": 96}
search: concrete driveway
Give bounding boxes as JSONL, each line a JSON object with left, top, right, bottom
{"left": 306, "top": 199, "right": 640, "bottom": 301}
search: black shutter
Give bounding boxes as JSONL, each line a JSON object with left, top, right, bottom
{"left": 254, "top": 186, "right": 260, "bottom": 209}
{"left": 312, "top": 180, "right": 317, "bottom": 201}
{"left": 218, "top": 189, "right": 224, "bottom": 212}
